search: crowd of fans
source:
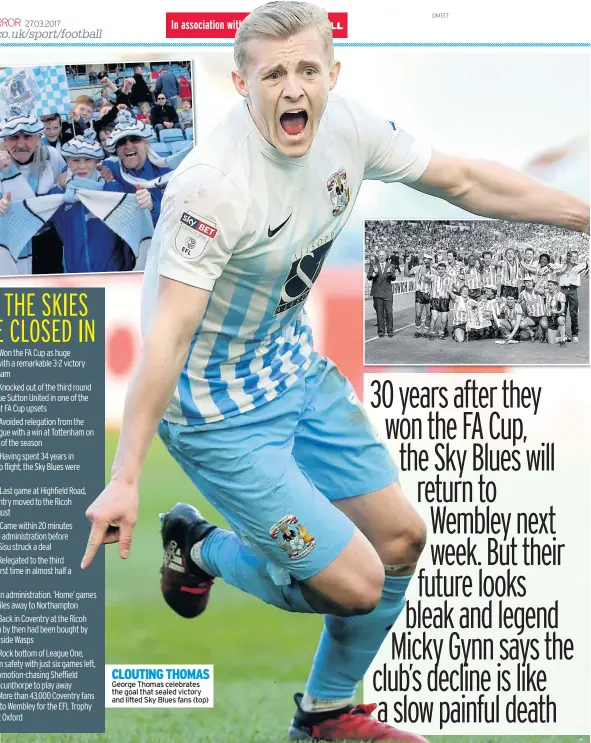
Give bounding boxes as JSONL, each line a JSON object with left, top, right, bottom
{"left": 365, "top": 220, "right": 589, "bottom": 346}
{"left": 0, "top": 66, "right": 195, "bottom": 275}
{"left": 40, "top": 66, "right": 193, "bottom": 155}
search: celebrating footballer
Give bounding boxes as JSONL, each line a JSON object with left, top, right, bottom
{"left": 82, "top": 2, "right": 589, "bottom": 740}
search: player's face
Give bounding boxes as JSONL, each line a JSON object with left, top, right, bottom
{"left": 437, "top": 265, "right": 446, "bottom": 276}
{"left": 116, "top": 136, "right": 148, "bottom": 170}
{"left": 539, "top": 255, "right": 549, "bottom": 267}
{"left": 506, "top": 249, "right": 515, "bottom": 261}
{"left": 447, "top": 252, "right": 454, "bottom": 264}
{"left": 68, "top": 157, "right": 97, "bottom": 178}
{"left": 460, "top": 287, "right": 469, "bottom": 298}
{"left": 506, "top": 296, "right": 516, "bottom": 307}
{"left": 44, "top": 119, "right": 61, "bottom": 142}
{"left": 524, "top": 281, "right": 534, "bottom": 291}
{"left": 5, "top": 132, "right": 39, "bottom": 163}
{"left": 233, "top": 27, "right": 340, "bottom": 158}
{"left": 525, "top": 249, "right": 534, "bottom": 261}
{"left": 483, "top": 254, "right": 492, "bottom": 265}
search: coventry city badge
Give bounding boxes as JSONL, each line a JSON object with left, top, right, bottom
{"left": 327, "top": 169, "right": 350, "bottom": 216}
{"left": 269, "top": 515, "right": 316, "bottom": 560}
{"left": 0, "top": 70, "right": 39, "bottom": 116}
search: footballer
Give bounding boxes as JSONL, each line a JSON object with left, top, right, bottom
{"left": 82, "top": 2, "right": 590, "bottom": 741}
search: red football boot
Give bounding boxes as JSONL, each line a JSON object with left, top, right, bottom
{"left": 289, "top": 693, "right": 430, "bottom": 742}
{"left": 159, "top": 503, "right": 217, "bottom": 619}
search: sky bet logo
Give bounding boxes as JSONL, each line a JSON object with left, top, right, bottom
{"left": 181, "top": 212, "right": 218, "bottom": 239}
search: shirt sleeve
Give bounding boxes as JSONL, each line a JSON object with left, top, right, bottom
{"left": 345, "top": 98, "right": 431, "bottom": 184}
{"left": 157, "top": 164, "right": 250, "bottom": 292}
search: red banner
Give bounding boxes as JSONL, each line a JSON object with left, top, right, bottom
{"left": 166, "top": 12, "right": 348, "bottom": 38}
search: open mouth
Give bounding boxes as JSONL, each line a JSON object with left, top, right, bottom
{"left": 123, "top": 150, "right": 138, "bottom": 161}
{"left": 279, "top": 110, "right": 308, "bottom": 137}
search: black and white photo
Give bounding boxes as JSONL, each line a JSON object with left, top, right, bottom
{"left": 364, "top": 220, "right": 589, "bottom": 365}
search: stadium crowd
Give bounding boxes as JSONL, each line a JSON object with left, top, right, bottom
{"left": 365, "top": 220, "right": 589, "bottom": 346}
{"left": 0, "top": 65, "right": 194, "bottom": 275}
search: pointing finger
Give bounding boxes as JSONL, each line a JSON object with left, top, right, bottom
{"left": 81, "top": 520, "right": 108, "bottom": 570}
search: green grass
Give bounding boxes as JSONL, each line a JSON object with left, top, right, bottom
{"left": 2, "top": 433, "right": 588, "bottom": 742}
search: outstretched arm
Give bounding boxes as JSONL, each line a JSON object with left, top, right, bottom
{"left": 81, "top": 278, "right": 210, "bottom": 569}
{"left": 410, "top": 151, "right": 590, "bottom": 234}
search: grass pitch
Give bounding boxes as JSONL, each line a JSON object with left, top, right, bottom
{"left": 1, "top": 433, "right": 588, "bottom": 743}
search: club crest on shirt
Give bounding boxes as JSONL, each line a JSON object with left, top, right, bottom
{"left": 174, "top": 210, "right": 218, "bottom": 260}
{"left": 269, "top": 515, "right": 316, "bottom": 560}
{"left": 327, "top": 169, "right": 350, "bottom": 216}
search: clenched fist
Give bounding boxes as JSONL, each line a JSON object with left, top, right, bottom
{"left": 135, "top": 184, "right": 153, "bottom": 211}
{"left": 98, "top": 165, "right": 115, "bottom": 183}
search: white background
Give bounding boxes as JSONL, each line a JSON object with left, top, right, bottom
{"left": 365, "top": 371, "right": 590, "bottom": 735}
{"left": 4, "top": 0, "right": 590, "bottom": 43}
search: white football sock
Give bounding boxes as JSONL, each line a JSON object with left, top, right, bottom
{"left": 300, "top": 691, "right": 355, "bottom": 714}
{"left": 189, "top": 541, "right": 214, "bottom": 576}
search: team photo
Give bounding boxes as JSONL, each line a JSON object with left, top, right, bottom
{"left": 365, "top": 220, "right": 589, "bottom": 366}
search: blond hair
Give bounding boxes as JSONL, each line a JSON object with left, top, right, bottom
{"left": 234, "top": 1, "right": 333, "bottom": 73}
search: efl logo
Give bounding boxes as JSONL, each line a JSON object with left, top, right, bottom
{"left": 181, "top": 212, "right": 218, "bottom": 239}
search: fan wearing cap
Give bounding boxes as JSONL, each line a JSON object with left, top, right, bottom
{"left": 48, "top": 131, "right": 153, "bottom": 273}
{"left": 0, "top": 108, "right": 66, "bottom": 274}
{"left": 543, "top": 277, "right": 567, "bottom": 345}
{"left": 100, "top": 112, "right": 171, "bottom": 225}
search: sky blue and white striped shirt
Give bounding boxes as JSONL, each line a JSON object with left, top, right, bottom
{"left": 142, "top": 95, "right": 431, "bottom": 425}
